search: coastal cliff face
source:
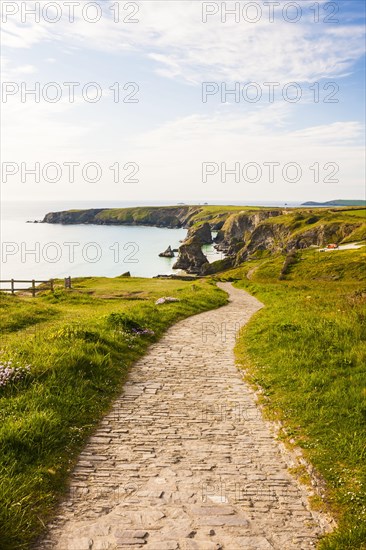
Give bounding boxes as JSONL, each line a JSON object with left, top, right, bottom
{"left": 43, "top": 209, "right": 105, "bottom": 224}
{"left": 172, "top": 223, "right": 213, "bottom": 273}
{"left": 42, "top": 206, "right": 365, "bottom": 275}
{"left": 185, "top": 222, "right": 213, "bottom": 244}
{"left": 234, "top": 216, "right": 364, "bottom": 265}
{"left": 173, "top": 236, "right": 209, "bottom": 274}
{"left": 215, "top": 210, "right": 282, "bottom": 254}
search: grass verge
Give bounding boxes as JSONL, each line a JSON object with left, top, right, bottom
{"left": 218, "top": 245, "right": 366, "bottom": 549}
{"left": 0, "top": 276, "right": 227, "bottom": 549}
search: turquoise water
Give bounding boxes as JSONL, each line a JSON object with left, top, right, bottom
{"left": 0, "top": 201, "right": 224, "bottom": 282}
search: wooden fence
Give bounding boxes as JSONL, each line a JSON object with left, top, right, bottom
{"left": 0, "top": 277, "right": 72, "bottom": 296}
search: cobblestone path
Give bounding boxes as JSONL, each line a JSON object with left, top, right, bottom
{"left": 39, "top": 283, "right": 331, "bottom": 550}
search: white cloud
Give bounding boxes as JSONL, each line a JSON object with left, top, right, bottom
{"left": 118, "top": 108, "right": 365, "bottom": 201}
{"left": 17, "top": 64, "right": 37, "bottom": 74}
{"left": 290, "top": 121, "right": 364, "bottom": 143}
{"left": 1, "top": 1, "right": 365, "bottom": 84}
{"left": 1, "top": 57, "right": 37, "bottom": 79}
{"left": 3, "top": 100, "right": 363, "bottom": 201}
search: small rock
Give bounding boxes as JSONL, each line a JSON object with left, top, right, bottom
{"left": 159, "top": 246, "right": 175, "bottom": 258}
{"left": 155, "top": 296, "right": 180, "bottom": 305}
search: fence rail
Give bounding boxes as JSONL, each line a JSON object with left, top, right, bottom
{"left": 0, "top": 277, "right": 72, "bottom": 296}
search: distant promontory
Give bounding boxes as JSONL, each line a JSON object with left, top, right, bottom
{"left": 301, "top": 199, "right": 366, "bottom": 207}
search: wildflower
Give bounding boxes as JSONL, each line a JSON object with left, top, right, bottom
{"left": 0, "top": 361, "right": 31, "bottom": 389}
{"left": 131, "top": 328, "right": 155, "bottom": 336}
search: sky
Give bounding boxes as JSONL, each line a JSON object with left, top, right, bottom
{"left": 1, "top": 0, "right": 365, "bottom": 203}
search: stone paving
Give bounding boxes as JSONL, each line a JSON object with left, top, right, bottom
{"left": 38, "top": 283, "right": 331, "bottom": 550}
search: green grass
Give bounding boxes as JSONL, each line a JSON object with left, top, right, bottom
{"left": 258, "top": 209, "right": 366, "bottom": 242}
{"left": 341, "top": 209, "right": 366, "bottom": 219}
{"left": 0, "top": 276, "right": 227, "bottom": 549}
{"left": 218, "top": 244, "right": 366, "bottom": 549}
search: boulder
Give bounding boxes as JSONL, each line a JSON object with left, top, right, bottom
{"left": 155, "top": 296, "right": 180, "bottom": 305}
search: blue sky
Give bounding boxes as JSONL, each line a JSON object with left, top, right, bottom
{"left": 1, "top": 0, "right": 365, "bottom": 202}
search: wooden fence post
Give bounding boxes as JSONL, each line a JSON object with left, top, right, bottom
{"left": 31, "top": 280, "right": 36, "bottom": 297}
{"left": 11, "top": 279, "right": 14, "bottom": 295}
{"left": 50, "top": 279, "right": 54, "bottom": 292}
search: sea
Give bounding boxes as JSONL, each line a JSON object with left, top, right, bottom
{"left": 0, "top": 200, "right": 302, "bottom": 285}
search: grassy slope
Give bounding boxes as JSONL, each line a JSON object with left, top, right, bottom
{"left": 259, "top": 208, "right": 366, "bottom": 234}
{"left": 218, "top": 245, "right": 366, "bottom": 549}
{"left": 0, "top": 277, "right": 227, "bottom": 550}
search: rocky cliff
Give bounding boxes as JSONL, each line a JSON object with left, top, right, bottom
{"left": 42, "top": 205, "right": 365, "bottom": 275}
{"left": 43, "top": 209, "right": 105, "bottom": 225}
{"left": 173, "top": 236, "right": 209, "bottom": 274}
{"left": 185, "top": 222, "right": 213, "bottom": 244}
{"left": 215, "top": 210, "right": 281, "bottom": 254}
{"left": 234, "top": 214, "right": 365, "bottom": 265}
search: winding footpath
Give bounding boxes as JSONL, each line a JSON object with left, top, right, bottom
{"left": 39, "top": 283, "right": 331, "bottom": 550}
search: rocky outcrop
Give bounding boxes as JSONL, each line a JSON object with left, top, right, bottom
{"left": 171, "top": 222, "right": 213, "bottom": 273}
{"left": 215, "top": 210, "right": 282, "bottom": 255}
{"left": 235, "top": 221, "right": 292, "bottom": 263}
{"left": 159, "top": 246, "right": 175, "bottom": 258}
{"left": 235, "top": 220, "right": 364, "bottom": 265}
{"left": 173, "top": 236, "right": 209, "bottom": 274}
{"left": 185, "top": 222, "right": 213, "bottom": 244}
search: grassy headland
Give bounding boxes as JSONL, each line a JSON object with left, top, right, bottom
{"left": 0, "top": 277, "right": 226, "bottom": 549}
{"left": 42, "top": 205, "right": 366, "bottom": 274}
